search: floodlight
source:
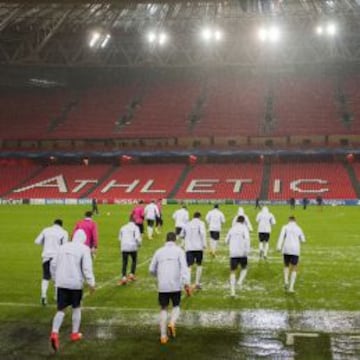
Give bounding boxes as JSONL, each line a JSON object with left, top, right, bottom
{"left": 326, "top": 23, "right": 336, "bottom": 36}
{"left": 202, "top": 28, "right": 212, "bottom": 41}
{"left": 89, "top": 32, "right": 100, "bottom": 48}
{"left": 258, "top": 28, "right": 267, "bottom": 42}
{"left": 214, "top": 30, "right": 223, "bottom": 41}
{"left": 147, "top": 31, "right": 156, "bottom": 43}
{"left": 316, "top": 26, "right": 323, "bottom": 35}
{"left": 158, "top": 32, "right": 167, "bottom": 45}
{"left": 268, "top": 26, "right": 280, "bottom": 42}
{"left": 101, "top": 34, "right": 111, "bottom": 48}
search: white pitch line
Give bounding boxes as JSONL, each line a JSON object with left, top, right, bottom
{"left": 84, "top": 256, "right": 152, "bottom": 297}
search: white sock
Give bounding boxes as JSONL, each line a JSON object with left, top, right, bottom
{"left": 170, "top": 306, "right": 180, "bottom": 325}
{"left": 188, "top": 267, "right": 192, "bottom": 284}
{"left": 160, "top": 310, "right": 168, "bottom": 337}
{"left": 238, "top": 269, "right": 248, "bottom": 286}
{"left": 264, "top": 243, "right": 269, "bottom": 257}
{"left": 230, "top": 273, "right": 236, "bottom": 296}
{"left": 289, "top": 271, "right": 297, "bottom": 291}
{"left": 72, "top": 307, "right": 81, "bottom": 333}
{"left": 148, "top": 227, "right": 153, "bottom": 238}
{"left": 259, "top": 242, "right": 263, "bottom": 254}
{"left": 41, "top": 279, "right": 49, "bottom": 298}
{"left": 284, "top": 267, "right": 290, "bottom": 285}
{"left": 52, "top": 311, "right": 65, "bottom": 333}
{"left": 210, "top": 239, "right": 218, "bottom": 253}
{"left": 195, "top": 266, "right": 202, "bottom": 285}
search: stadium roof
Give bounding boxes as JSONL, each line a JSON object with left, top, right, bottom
{"left": 1, "top": 1, "right": 360, "bottom": 68}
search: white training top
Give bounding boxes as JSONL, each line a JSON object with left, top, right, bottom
{"left": 52, "top": 229, "right": 95, "bottom": 290}
{"left": 232, "top": 207, "right": 253, "bottom": 231}
{"left": 181, "top": 218, "right": 207, "bottom": 251}
{"left": 149, "top": 242, "right": 190, "bottom": 293}
{"left": 119, "top": 221, "right": 142, "bottom": 252}
{"left": 277, "top": 221, "right": 306, "bottom": 256}
{"left": 34, "top": 224, "right": 69, "bottom": 262}
{"left": 172, "top": 208, "right": 190, "bottom": 228}
{"left": 205, "top": 208, "right": 226, "bottom": 231}
{"left": 256, "top": 207, "right": 276, "bottom": 233}
{"left": 144, "top": 203, "right": 160, "bottom": 221}
{"left": 225, "top": 223, "right": 251, "bottom": 258}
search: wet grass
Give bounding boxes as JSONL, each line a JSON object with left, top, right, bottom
{"left": 0, "top": 204, "right": 359, "bottom": 358}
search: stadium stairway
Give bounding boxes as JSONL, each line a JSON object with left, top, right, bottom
{"left": 48, "top": 98, "right": 79, "bottom": 133}
{"left": 82, "top": 165, "right": 119, "bottom": 199}
{"left": 343, "top": 162, "right": 360, "bottom": 198}
{"left": 0, "top": 166, "right": 44, "bottom": 198}
{"left": 259, "top": 162, "right": 270, "bottom": 200}
{"left": 168, "top": 165, "right": 192, "bottom": 199}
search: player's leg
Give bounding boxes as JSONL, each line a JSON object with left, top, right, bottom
{"left": 263, "top": 234, "right": 270, "bottom": 259}
{"left": 288, "top": 257, "right": 299, "bottom": 292}
{"left": 186, "top": 251, "right": 194, "bottom": 284}
{"left": 209, "top": 231, "right": 220, "bottom": 256}
{"left": 147, "top": 220, "right": 154, "bottom": 239}
{"left": 258, "top": 234, "right": 264, "bottom": 259}
{"left": 229, "top": 258, "right": 238, "bottom": 297}
{"left": 158, "top": 293, "right": 170, "bottom": 343}
{"left": 41, "top": 259, "right": 52, "bottom": 305}
{"left": 120, "top": 252, "right": 129, "bottom": 285}
{"left": 70, "top": 289, "right": 83, "bottom": 341}
{"left": 128, "top": 251, "right": 137, "bottom": 281}
{"left": 168, "top": 292, "right": 181, "bottom": 338}
{"left": 50, "top": 288, "right": 69, "bottom": 351}
{"left": 238, "top": 257, "right": 248, "bottom": 288}
{"left": 194, "top": 251, "right": 203, "bottom": 289}
{"left": 283, "top": 255, "right": 291, "bottom": 289}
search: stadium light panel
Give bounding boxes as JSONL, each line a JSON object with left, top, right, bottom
{"left": 89, "top": 32, "right": 100, "bottom": 48}
{"left": 326, "top": 23, "right": 337, "bottom": 36}
{"left": 158, "top": 32, "right": 168, "bottom": 46}
{"left": 258, "top": 28, "right": 267, "bottom": 42}
{"left": 201, "top": 28, "right": 212, "bottom": 41}
{"left": 268, "top": 27, "right": 280, "bottom": 42}
{"left": 100, "top": 34, "right": 111, "bottom": 48}
{"left": 147, "top": 31, "right": 156, "bottom": 43}
{"left": 316, "top": 26, "right": 323, "bottom": 35}
{"left": 214, "top": 30, "right": 223, "bottom": 41}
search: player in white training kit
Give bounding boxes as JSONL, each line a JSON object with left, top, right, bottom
{"left": 144, "top": 200, "right": 160, "bottom": 239}
{"left": 276, "top": 216, "right": 306, "bottom": 293}
{"left": 34, "top": 219, "right": 69, "bottom": 306}
{"left": 118, "top": 216, "right": 142, "bottom": 285}
{"left": 181, "top": 212, "right": 207, "bottom": 290}
{"left": 225, "top": 215, "right": 251, "bottom": 297}
{"left": 149, "top": 232, "right": 190, "bottom": 344}
{"left": 49, "top": 229, "right": 95, "bottom": 352}
{"left": 205, "top": 204, "right": 226, "bottom": 257}
{"left": 232, "top": 207, "right": 253, "bottom": 232}
{"left": 256, "top": 206, "right": 276, "bottom": 260}
{"left": 172, "top": 204, "right": 189, "bottom": 238}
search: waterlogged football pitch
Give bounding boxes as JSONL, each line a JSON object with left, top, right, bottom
{"left": 0, "top": 204, "right": 359, "bottom": 359}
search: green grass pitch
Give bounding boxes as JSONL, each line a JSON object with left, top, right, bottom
{"left": 0, "top": 203, "right": 359, "bottom": 359}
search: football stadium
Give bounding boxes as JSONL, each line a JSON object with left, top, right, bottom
{"left": 0, "top": 0, "right": 360, "bottom": 359}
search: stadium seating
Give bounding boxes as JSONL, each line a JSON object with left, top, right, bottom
{"left": 0, "top": 165, "right": 40, "bottom": 197}
{"left": 0, "top": 89, "right": 72, "bottom": 140}
{"left": 7, "top": 165, "right": 111, "bottom": 199}
{"left": 175, "top": 163, "right": 263, "bottom": 199}
{"left": 89, "top": 164, "right": 185, "bottom": 200}
{"left": 268, "top": 162, "right": 356, "bottom": 200}
{"left": 194, "top": 76, "right": 266, "bottom": 136}
{"left": 272, "top": 76, "right": 345, "bottom": 136}
{"left": 50, "top": 85, "right": 139, "bottom": 139}
{"left": 120, "top": 79, "right": 201, "bottom": 138}
{"left": 342, "top": 75, "right": 360, "bottom": 132}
